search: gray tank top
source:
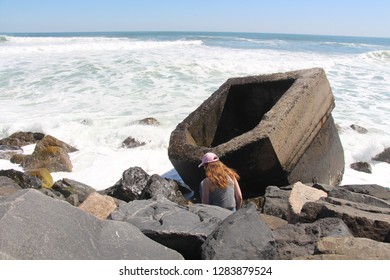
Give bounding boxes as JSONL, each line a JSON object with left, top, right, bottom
{"left": 209, "top": 177, "right": 236, "bottom": 210}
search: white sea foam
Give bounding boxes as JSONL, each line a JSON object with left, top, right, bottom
{"left": 0, "top": 33, "right": 389, "bottom": 189}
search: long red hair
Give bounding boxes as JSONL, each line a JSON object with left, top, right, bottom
{"left": 205, "top": 160, "right": 240, "bottom": 190}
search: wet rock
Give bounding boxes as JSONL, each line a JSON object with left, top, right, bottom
{"left": 21, "top": 146, "right": 73, "bottom": 172}
{"left": 34, "top": 135, "right": 78, "bottom": 153}
{"left": 110, "top": 197, "right": 231, "bottom": 259}
{"left": 0, "top": 131, "right": 44, "bottom": 147}
{"left": 0, "top": 169, "right": 42, "bottom": 189}
{"left": 132, "top": 117, "right": 161, "bottom": 126}
{"left": 201, "top": 203, "right": 276, "bottom": 260}
{"left": 121, "top": 136, "right": 146, "bottom": 148}
{"left": 350, "top": 124, "right": 368, "bottom": 134}
{"left": 273, "top": 217, "right": 352, "bottom": 260}
{"left": 100, "top": 166, "right": 150, "bottom": 202}
{"left": 0, "top": 189, "right": 183, "bottom": 260}
{"left": 373, "top": 147, "right": 390, "bottom": 164}
{"left": 350, "top": 161, "right": 372, "bottom": 174}
{"left": 10, "top": 153, "right": 26, "bottom": 164}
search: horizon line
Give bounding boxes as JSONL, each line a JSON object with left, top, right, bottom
{"left": 1, "top": 30, "right": 390, "bottom": 40}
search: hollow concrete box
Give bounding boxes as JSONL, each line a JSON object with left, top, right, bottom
{"left": 168, "top": 68, "right": 344, "bottom": 198}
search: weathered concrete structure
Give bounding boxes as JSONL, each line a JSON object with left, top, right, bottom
{"left": 168, "top": 68, "right": 344, "bottom": 198}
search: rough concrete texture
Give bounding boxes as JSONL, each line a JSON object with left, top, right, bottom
{"left": 168, "top": 68, "right": 344, "bottom": 197}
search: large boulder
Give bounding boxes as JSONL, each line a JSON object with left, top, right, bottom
{"left": 110, "top": 197, "right": 231, "bottom": 259}
{"left": 373, "top": 147, "right": 390, "bottom": 163}
{"left": 15, "top": 135, "right": 78, "bottom": 173}
{"left": 262, "top": 185, "right": 291, "bottom": 220}
{"left": 201, "top": 203, "right": 276, "bottom": 260}
{"left": 298, "top": 184, "right": 390, "bottom": 242}
{"left": 0, "top": 189, "right": 183, "bottom": 260}
{"left": 168, "top": 68, "right": 344, "bottom": 198}
{"left": 273, "top": 217, "right": 352, "bottom": 260}
{"left": 0, "top": 176, "right": 22, "bottom": 196}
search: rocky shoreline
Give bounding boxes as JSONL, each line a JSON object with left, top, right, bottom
{"left": 0, "top": 131, "right": 389, "bottom": 260}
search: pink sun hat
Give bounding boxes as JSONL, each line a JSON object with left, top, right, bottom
{"left": 198, "top": 152, "right": 219, "bottom": 168}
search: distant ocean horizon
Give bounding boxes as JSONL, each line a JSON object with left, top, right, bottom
{"left": 1, "top": 31, "right": 389, "bottom": 189}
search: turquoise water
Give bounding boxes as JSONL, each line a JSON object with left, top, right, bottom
{"left": 0, "top": 32, "right": 389, "bottom": 188}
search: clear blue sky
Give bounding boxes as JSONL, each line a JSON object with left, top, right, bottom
{"left": 1, "top": 0, "right": 389, "bottom": 37}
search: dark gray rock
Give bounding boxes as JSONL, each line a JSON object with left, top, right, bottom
{"left": 373, "top": 147, "right": 390, "bottom": 164}
{"left": 273, "top": 217, "right": 352, "bottom": 260}
{"left": 350, "top": 124, "right": 368, "bottom": 134}
{"left": 262, "top": 186, "right": 290, "bottom": 220}
{"left": 299, "top": 197, "right": 390, "bottom": 242}
{"left": 340, "top": 184, "right": 390, "bottom": 202}
{"left": 110, "top": 198, "right": 231, "bottom": 259}
{"left": 0, "top": 169, "right": 42, "bottom": 189}
{"left": 121, "top": 136, "right": 146, "bottom": 148}
{"left": 350, "top": 161, "right": 372, "bottom": 174}
{"left": 100, "top": 166, "right": 150, "bottom": 202}
{"left": 52, "top": 178, "right": 96, "bottom": 204}
{"left": 140, "top": 174, "right": 187, "bottom": 205}
{"left": 201, "top": 203, "right": 276, "bottom": 260}
{"left": 0, "top": 189, "right": 183, "bottom": 260}
{"left": 328, "top": 188, "right": 390, "bottom": 209}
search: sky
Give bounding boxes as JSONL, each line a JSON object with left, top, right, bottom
{"left": 0, "top": 0, "right": 389, "bottom": 38}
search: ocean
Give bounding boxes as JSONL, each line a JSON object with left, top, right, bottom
{"left": 0, "top": 31, "right": 389, "bottom": 190}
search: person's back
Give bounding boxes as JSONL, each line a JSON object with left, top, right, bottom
{"left": 209, "top": 176, "right": 236, "bottom": 211}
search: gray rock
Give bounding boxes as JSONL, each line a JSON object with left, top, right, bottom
{"left": 201, "top": 203, "right": 276, "bottom": 260}
{"left": 350, "top": 124, "right": 368, "bottom": 134}
{"left": 328, "top": 188, "right": 390, "bottom": 208}
{"left": 52, "top": 178, "right": 96, "bottom": 204}
{"left": 100, "top": 166, "right": 150, "bottom": 202}
{"left": 140, "top": 174, "right": 187, "bottom": 205}
{"left": 262, "top": 186, "right": 290, "bottom": 220}
{"left": 121, "top": 136, "right": 146, "bottom": 148}
{"left": 340, "top": 184, "right": 390, "bottom": 201}
{"left": 0, "top": 189, "right": 183, "bottom": 260}
{"left": 299, "top": 197, "right": 390, "bottom": 242}
{"left": 110, "top": 198, "right": 231, "bottom": 259}
{"left": 0, "top": 176, "right": 22, "bottom": 196}
{"left": 0, "top": 169, "right": 42, "bottom": 189}
{"left": 350, "top": 161, "right": 372, "bottom": 174}
{"left": 273, "top": 217, "right": 352, "bottom": 260}
{"left": 372, "top": 147, "right": 390, "bottom": 163}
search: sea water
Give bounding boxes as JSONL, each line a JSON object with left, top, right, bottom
{"left": 0, "top": 32, "right": 389, "bottom": 190}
